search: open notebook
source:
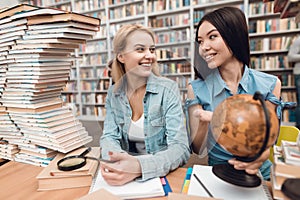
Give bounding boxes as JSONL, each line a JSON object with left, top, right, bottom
{"left": 89, "top": 169, "right": 165, "bottom": 199}
{"left": 188, "top": 165, "right": 272, "bottom": 200}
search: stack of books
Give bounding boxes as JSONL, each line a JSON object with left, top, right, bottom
{"left": 0, "top": 4, "right": 101, "bottom": 164}
{"left": 36, "top": 147, "right": 100, "bottom": 190}
{"left": 0, "top": 140, "right": 19, "bottom": 160}
{"left": 0, "top": 110, "right": 22, "bottom": 146}
{"left": 14, "top": 143, "right": 57, "bottom": 167}
{"left": 271, "top": 140, "right": 300, "bottom": 199}
{"left": 10, "top": 106, "right": 92, "bottom": 153}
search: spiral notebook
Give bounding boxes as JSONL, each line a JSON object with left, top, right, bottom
{"left": 88, "top": 169, "right": 165, "bottom": 199}
{"left": 188, "top": 165, "right": 272, "bottom": 200}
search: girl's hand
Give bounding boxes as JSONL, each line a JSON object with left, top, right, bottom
{"left": 228, "top": 149, "right": 270, "bottom": 175}
{"left": 100, "top": 151, "right": 142, "bottom": 186}
{"left": 193, "top": 109, "right": 213, "bottom": 122}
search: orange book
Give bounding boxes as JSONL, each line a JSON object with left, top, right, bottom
{"left": 36, "top": 147, "right": 100, "bottom": 191}
{"left": 0, "top": 4, "right": 37, "bottom": 19}
{"left": 16, "top": 38, "right": 86, "bottom": 45}
{"left": 49, "top": 147, "right": 100, "bottom": 177}
{"left": 27, "top": 12, "right": 101, "bottom": 26}
{"left": 11, "top": 43, "right": 79, "bottom": 50}
{"left": 5, "top": 98, "right": 63, "bottom": 113}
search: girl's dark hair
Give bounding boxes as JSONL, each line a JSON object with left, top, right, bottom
{"left": 195, "top": 7, "right": 250, "bottom": 67}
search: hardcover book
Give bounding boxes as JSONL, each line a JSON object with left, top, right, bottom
{"left": 36, "top": 147, "right": 100, "bottom": 191}
{"left": 281, "top": 140, "right": 300, "bottom": 166}
{"left": 27, "top": 12, "right": 101, "bottom": 26}
{"left": 0, "top": 4, "right": 37, "bottom": 19}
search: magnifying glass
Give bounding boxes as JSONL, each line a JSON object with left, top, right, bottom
{"left": 57, "top": 147, "right": 114, "bottom": 171}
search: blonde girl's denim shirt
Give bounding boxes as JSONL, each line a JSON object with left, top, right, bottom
{"left": 100, "top": 73, "right": 190, "bottom": 181}
{"left": 184, "top": 66, "right": 289, "bottom": 180}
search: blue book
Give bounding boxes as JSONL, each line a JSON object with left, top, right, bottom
{"left": 160, "top": 176, "right": 172, "bottom": 196}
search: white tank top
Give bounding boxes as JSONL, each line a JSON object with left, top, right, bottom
{"left": 128, "top": 113, "right": 146, "bottom": 154}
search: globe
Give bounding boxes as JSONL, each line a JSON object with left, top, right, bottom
{"left": 211, "top": 93, "right": 279, "bottom": 159}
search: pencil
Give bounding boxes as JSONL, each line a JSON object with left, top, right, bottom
{"left": 193, "top": 173, "right": 214, "bottom": 197}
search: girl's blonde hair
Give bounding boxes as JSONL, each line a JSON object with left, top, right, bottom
{"left": 111, "top": 24, "right": 160, "bottom": 89}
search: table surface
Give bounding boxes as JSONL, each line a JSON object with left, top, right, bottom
{"left": 0, "top": 161, "right": 187, "bottom": 200}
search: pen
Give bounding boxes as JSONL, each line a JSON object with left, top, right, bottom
{"left": 160, "top": 176, "right": 172, "bottom": 196}
{"left": 193, "top": 173, "right": 214, "bottom": 197}
{"left": 181, "top": 167, "right": 193, "bottom": 194}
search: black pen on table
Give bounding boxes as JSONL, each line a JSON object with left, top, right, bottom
{"left": 193, "top": 173, "right": 214, "bottom": 198}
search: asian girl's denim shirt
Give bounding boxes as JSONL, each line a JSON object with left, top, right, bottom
{"left": 185, "top": 66, "right": 286, "bottom": 180}
{"left": 100, "top": 73, "right": 190, "bottom": 181}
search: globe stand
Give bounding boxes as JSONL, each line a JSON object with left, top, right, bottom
{"left": 211, "top": 91, "right": 271, "bottom": 188}
{"left": 212, "top": 164, "right": 261, "bottom": 187}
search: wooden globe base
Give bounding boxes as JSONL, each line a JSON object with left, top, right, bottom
{"left": 212, "top": 164, "right": 261, "bottom": 187}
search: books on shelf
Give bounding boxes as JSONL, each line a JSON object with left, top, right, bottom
{"left": 36, "top": 147, "right": 100, "bottom": 191}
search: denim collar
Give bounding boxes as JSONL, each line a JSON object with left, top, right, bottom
{"left": 206, "top": 65, "right": 250, "bottom": 97}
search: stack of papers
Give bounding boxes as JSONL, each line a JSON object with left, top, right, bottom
{"left": 89, "top": 171, "right": 165, "bottom": 199}
{"left": 188, "top": 165, "right": 272, "bottom": 200}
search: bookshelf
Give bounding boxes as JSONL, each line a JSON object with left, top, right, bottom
{"left": 22, "top": 0, "right": 299, "bottom": 123}
{"left": 249, "top": 0, "right": 300, "bottom": 123}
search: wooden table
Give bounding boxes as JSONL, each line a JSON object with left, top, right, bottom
{"left": 0, "top": 161, "right": 187, "bottom": 200}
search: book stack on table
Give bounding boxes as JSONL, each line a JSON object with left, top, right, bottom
{"left": 0, "top": 140, "right": 19, "bottom": 160}
{"left": 0, "top": 4, "right": 101, "bottom": 165}
{"left": 14, "top": 143, "right": 57, "bottom": 167}
{"left": 36, "top": 147, "right": 100, "bottom": 190}
{"left": 271, "top": 140, "right": 300, "bottom": 199}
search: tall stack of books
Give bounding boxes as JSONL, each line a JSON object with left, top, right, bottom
{"left": 0, "top": 4, "right": 101, "bottom": 165}
{"left": 271, "top": 140, "right": 300, "bottom": 199}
